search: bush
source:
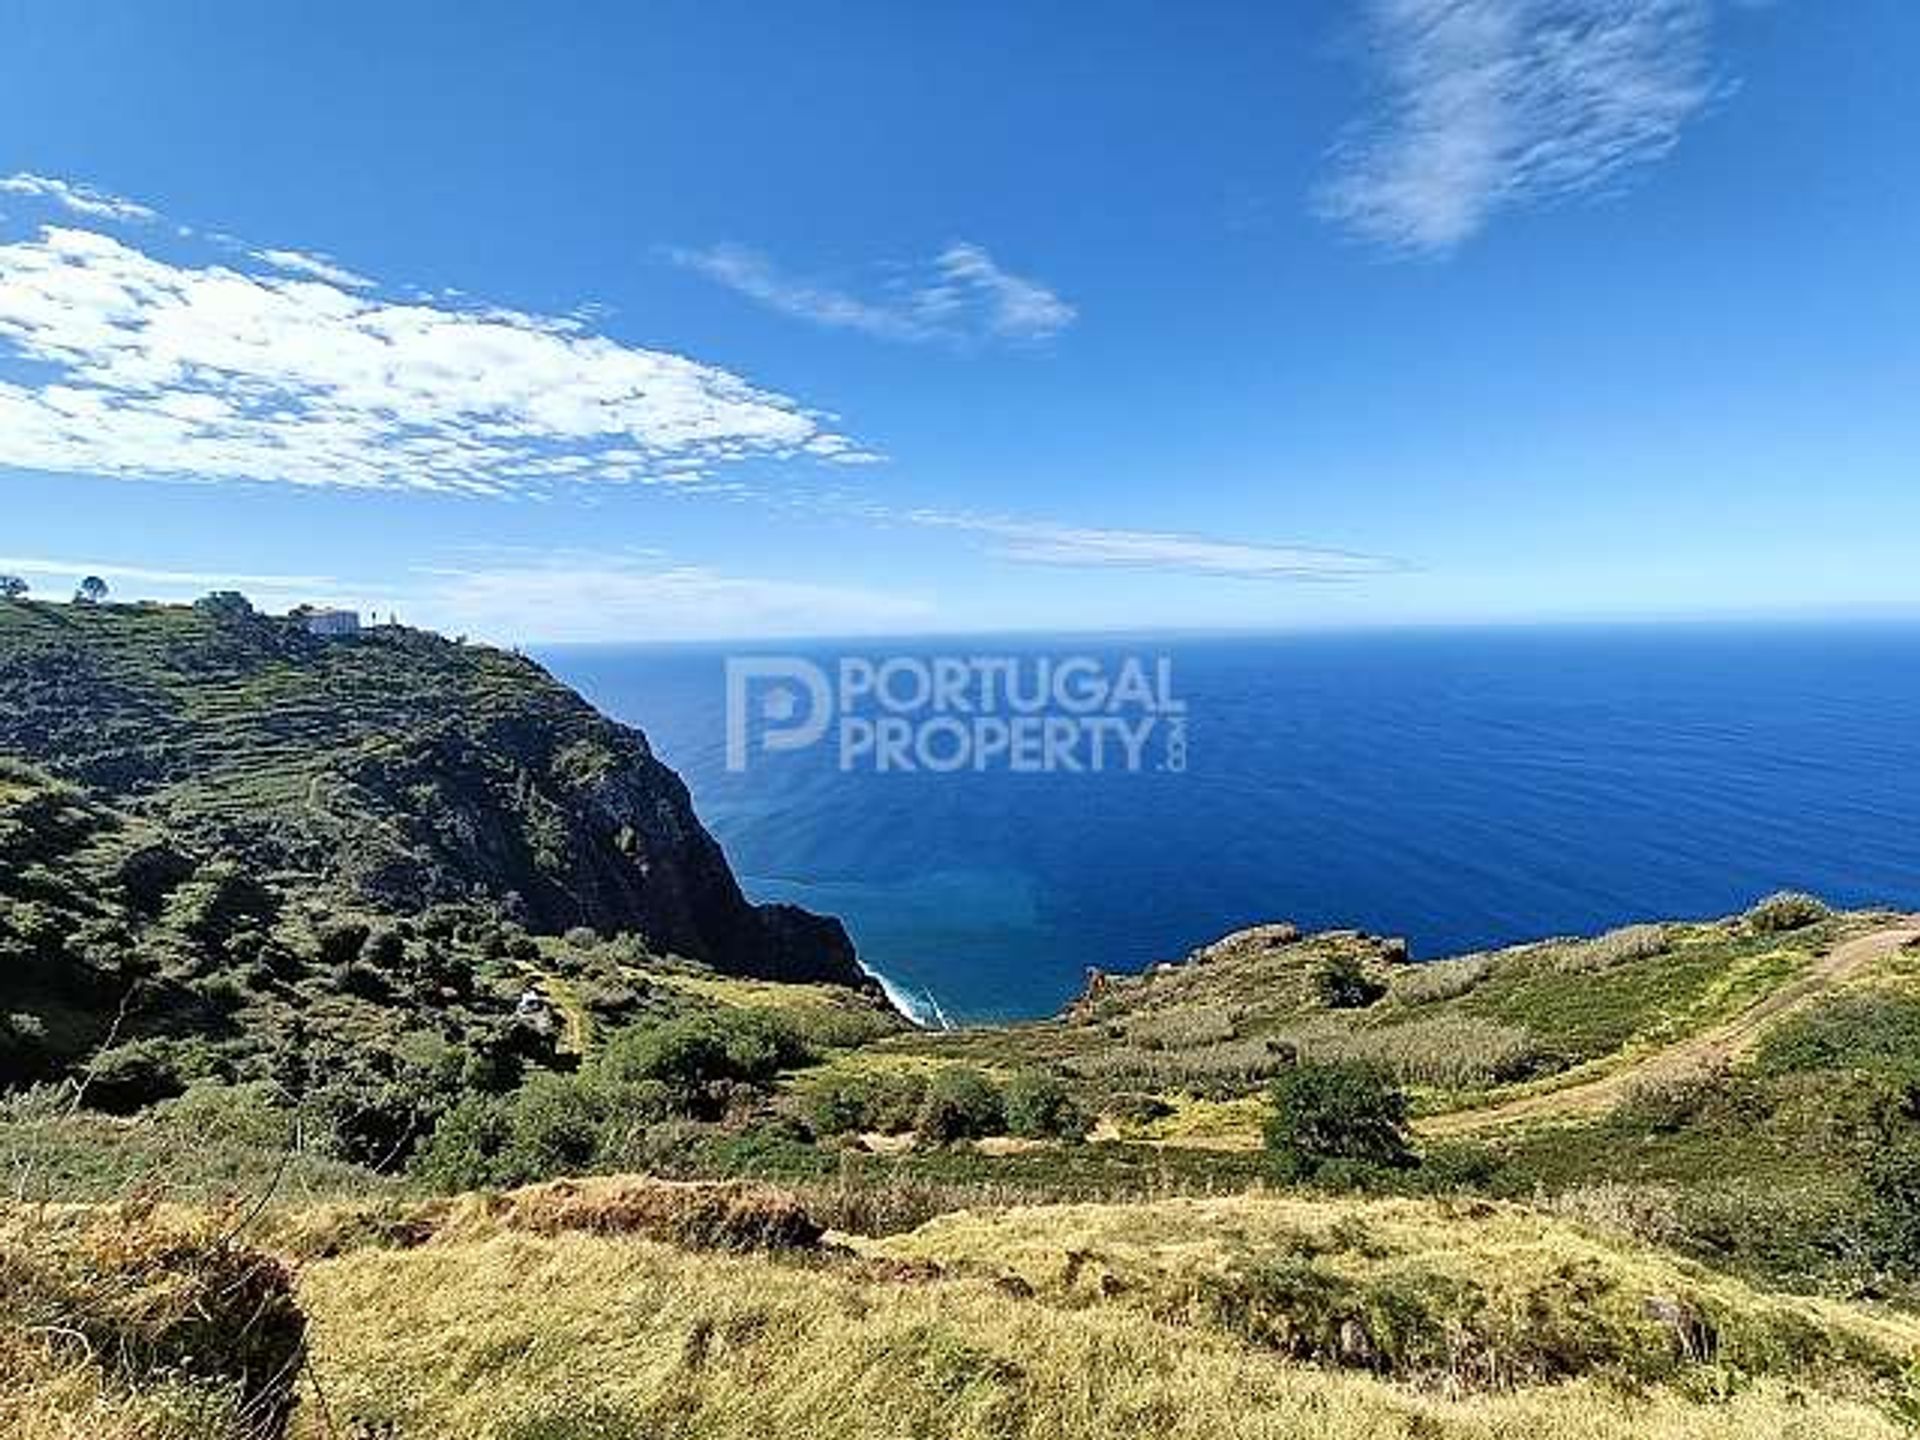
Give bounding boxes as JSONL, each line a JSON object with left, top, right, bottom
{"left": 1865, "top": 1137, "right": 1920, "bottom": 1270}
{"left": 1615, "top": 1064, "right": 1772, "bottom": 1135}
{"left": 363, "top": 925, "right": 407, "bottom": 967}
{"left": 80, "top": 1040, "right": 187, "bottom": 1114}
{"left": 1745, "top": 890, "right": 1832, "bottom": 934}
{"left": 800, "top": 1070, "right": 928, "bottom": 1137}
{"left": 314, "top": 917, "right": 370, "bottom": 966}
{"left": 1265, "top": 1062, "right": 1413, "bottom": 1182}
{"left": 1298, "top": 1015, "right": 1550, "bottom": 1090}
{"left": 1316, "top": 952, "right": 1386, "bottom": 1010}
{"left": 1548, "top": 924, "right": 1669, "bottom": 974}
{"left": 153, "top": 1081, "right": 294, "bottom": 1150}
{"left": 1757, "top": 991, "right": 1920, "bottom": 1078}
{"left": 413, "top": 1092, "right": 513, "bottom": 1190}
{"left": 914, "top": 1067, "right": 1005, "bottom": 1145}
{"left": 1003, "top": 1069, "right": 1089, "bottom": 1140}
{"left": 1390, "top": 955, "right": 1491, "bottom": 1005}
{"left": 596, "top": 1009, "right": 811, "bottom": 1117}
{"left": 498, "top": 1072, "right": 605, "bottom": 1182}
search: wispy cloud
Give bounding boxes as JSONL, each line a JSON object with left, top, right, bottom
{"left": 903, "top": 510, "right": 1404, "bottom": 581}
{"left": 0, "top": 547, "right": 932, "bottom": 643}
{"left": 0, "top": 181, "right": 875, "bottom": 495}
{"left": 0, "top": 554, "right": 339, "bottom": 592}
{"left": 253, "top": 246, "right": 375, "bottom": 290}
{"left": 0, "top": 172, "right": 157, "bottom": 223}
{"left": 668, "top": 241, "right": 1076, "bottom": 345}
{"left": 1317, "top": 0, "right": 1717, "bottom": 254}
{"left": 412, "top": 551, "right": 935, "bottom": 642}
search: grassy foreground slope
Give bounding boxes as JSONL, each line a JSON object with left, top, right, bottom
{"left": 295, "top": 1193, "right": 1915, "bottom": 1440}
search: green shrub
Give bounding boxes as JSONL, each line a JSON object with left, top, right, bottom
{"left": 596, "top": 1010, "right": 811, "bottom": 1112}
{"left": 782, "top": 1004, "right": 901, "bottom": 1051}
{"left": 1757, "top": 990, "right": 1920, "bottom": 1078}
{"left": 915, "top": 1067, "right": 1005, "bottom": 1145}
{"left": 314, "top": 917, "right": 370, "bottom": 966}
{"left": 80, "top": 1040, "right": 187, "bottom": 1114}
{"left": 498, "top": 1072, "right": 605, "bottom": 1182}
{"left": 1264, "top": 1062, "right": 1413, "bottom": 1182}
{"left": 153, "top": 1081, "right": 294, "bottom": 1151}
{"left": 799, "top": 1073, "right": 874, "bottom": 1136}
{"left": 1316, "top": 952, "right": 1386, "bottom": 1010}
{"left": 1296, "top": 1015, "right": 1548, "bottom": 1090}
{"left": 1614, "top": 1065, "right": 1772, "bottom": 1135}
{"left": 413, "top": 1092, "right": 513, "bottom": 1190}
{"left": 1866, "top": 1137, "right": 1920, "bottom": 1271}
{"left": 1744, "top": 890, "right": 1832, "bottom": 934}
{"left": 1002, "top": 1069, "right": 1089, "bottom": 1140}
{"left": 363, "top": 925, "right": 407, "bottom": 967}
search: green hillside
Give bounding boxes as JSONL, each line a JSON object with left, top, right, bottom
{"left": 0, "top": 598, "right": 862, "bottom": 984}
{"left": 7, "top": 596, "right": 1920, "bottom": 1439}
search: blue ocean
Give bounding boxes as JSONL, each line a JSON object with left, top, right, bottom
{"left": 541, "top": 626, "right": 1920, "bottom": 1023}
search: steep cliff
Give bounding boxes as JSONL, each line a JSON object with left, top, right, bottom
{"left": 0, "top": 598, "right": 861, "bottom": 987}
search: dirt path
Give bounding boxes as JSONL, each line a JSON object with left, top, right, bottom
{"left": 1421, "top": 921, "right": 1920, "bottom": 1138}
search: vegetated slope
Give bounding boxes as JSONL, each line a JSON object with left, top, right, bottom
{"left": 880, "top": 908, "right": 1919, "bottom": 1137}
{"left": 283, "top": 1186, "right": 1920, "bottom": 1439}
{"left": 0, "top": 598, "right": 859, "bottom": 986}
{"left": 1423, "top": 920, "right": 1920, "bottom": 1136}
{"left": 0, "top": 751, "right": 900, "bottom": 1184}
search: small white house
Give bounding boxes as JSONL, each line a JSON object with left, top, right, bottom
{"left": 305, "top": 608, "right": 360, "bottom": 638}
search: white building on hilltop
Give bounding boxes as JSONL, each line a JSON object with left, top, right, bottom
{"left": 304, "top": 608, "right": 360, "bottom": 637}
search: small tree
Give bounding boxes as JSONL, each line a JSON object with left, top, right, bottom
{"left": 1316, "top": 951, "right": 1386, "bottom": 1009}
{"left": 74, "top": 575, "right": 109, "bottom": 605}
{"left": 0, "top": 575, "right": 27, "bottom": 600}
{"left": 915, "top": 1067, "right": 1005, "bottom": 1145}
{"left": 195, "top": 590, "right": 254, "bottom": 619}
{"left": 1265, "top": 1062, "right": 1413, "bottom": 1182}
{"left": 1003, "top": 1068, "right": 1090, "bottom": 1140}
{"left": 1745, "top": 890, "right": 1831, "bottom": 935}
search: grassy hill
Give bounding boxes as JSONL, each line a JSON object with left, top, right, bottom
{"left": 0, "top": 597, "right": 862, "bottom": 984}
{"left": 7, "top": 595, "right": 1920, "bottom": 1438}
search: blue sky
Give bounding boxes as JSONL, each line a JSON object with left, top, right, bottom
{"left": 1, "top": 0, "right": 1915, "bottom": 642}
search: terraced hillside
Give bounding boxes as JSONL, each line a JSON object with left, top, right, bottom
{"left": 0, "top": 597, "right": 861, "bottom": 984}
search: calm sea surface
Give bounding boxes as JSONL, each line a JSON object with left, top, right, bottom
{"left": 541, "top": 626, "right": 1920, "bottom": 1022}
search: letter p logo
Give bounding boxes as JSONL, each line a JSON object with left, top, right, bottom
{"left": 725, "top": 657, "right": 833, "bottom": 772}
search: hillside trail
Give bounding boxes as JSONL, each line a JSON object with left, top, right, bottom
{"left": 1421, "top": 920, "right": 1920, "bottom": 1138}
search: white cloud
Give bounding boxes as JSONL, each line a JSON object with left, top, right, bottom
{"left": 1317, "top": 0, "right": 1716, "bottom": 253}
{"left": 410, "top": 552, "right": 936, "bottom": 642}
{"left": 668, "top": 241, "right": 1076, "bottom": 345}
{"left": 0, "top": 218, "right": 871, "bottom": 493}
{"left": 904, "top": 511, "right": 1403, "bottom": 581}
{"left": 0, "top": 554, "right": 338, "bottom": 591}
{"left": 922, "top": 243, "right": 1077, "bottom": 341}
{"left": 0, "top": 548, "right": 932, "bottom": 643}
{"left": 0, "top": 172, "right": 157, "bottom": 223}
{"left": 253, "top": 247, "right": 375, "bottom": 290}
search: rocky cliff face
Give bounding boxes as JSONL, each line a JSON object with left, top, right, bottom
{"left": 0, "top": 599, "right": 865, "bottom": 989}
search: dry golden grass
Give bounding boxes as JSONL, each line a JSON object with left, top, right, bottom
{"left": 294, "top": 1224, "right": 1910, "bottom": 1440}
{"left": 278, "top": 1187, "right": 1920, "bottom": 1440}
{"left": 862, "top": 1193, "right": 1920, "bottom": 1384}
{"left": 268, "top": 1174, "right": 825, "bottom": 1259}
{"left": 0, "top": 1203, "right": 305, "bottom": 1440}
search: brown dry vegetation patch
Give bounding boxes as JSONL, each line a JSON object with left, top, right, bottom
{"left": 283, "top": 1175, "right": 826, "bottom": 1259}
